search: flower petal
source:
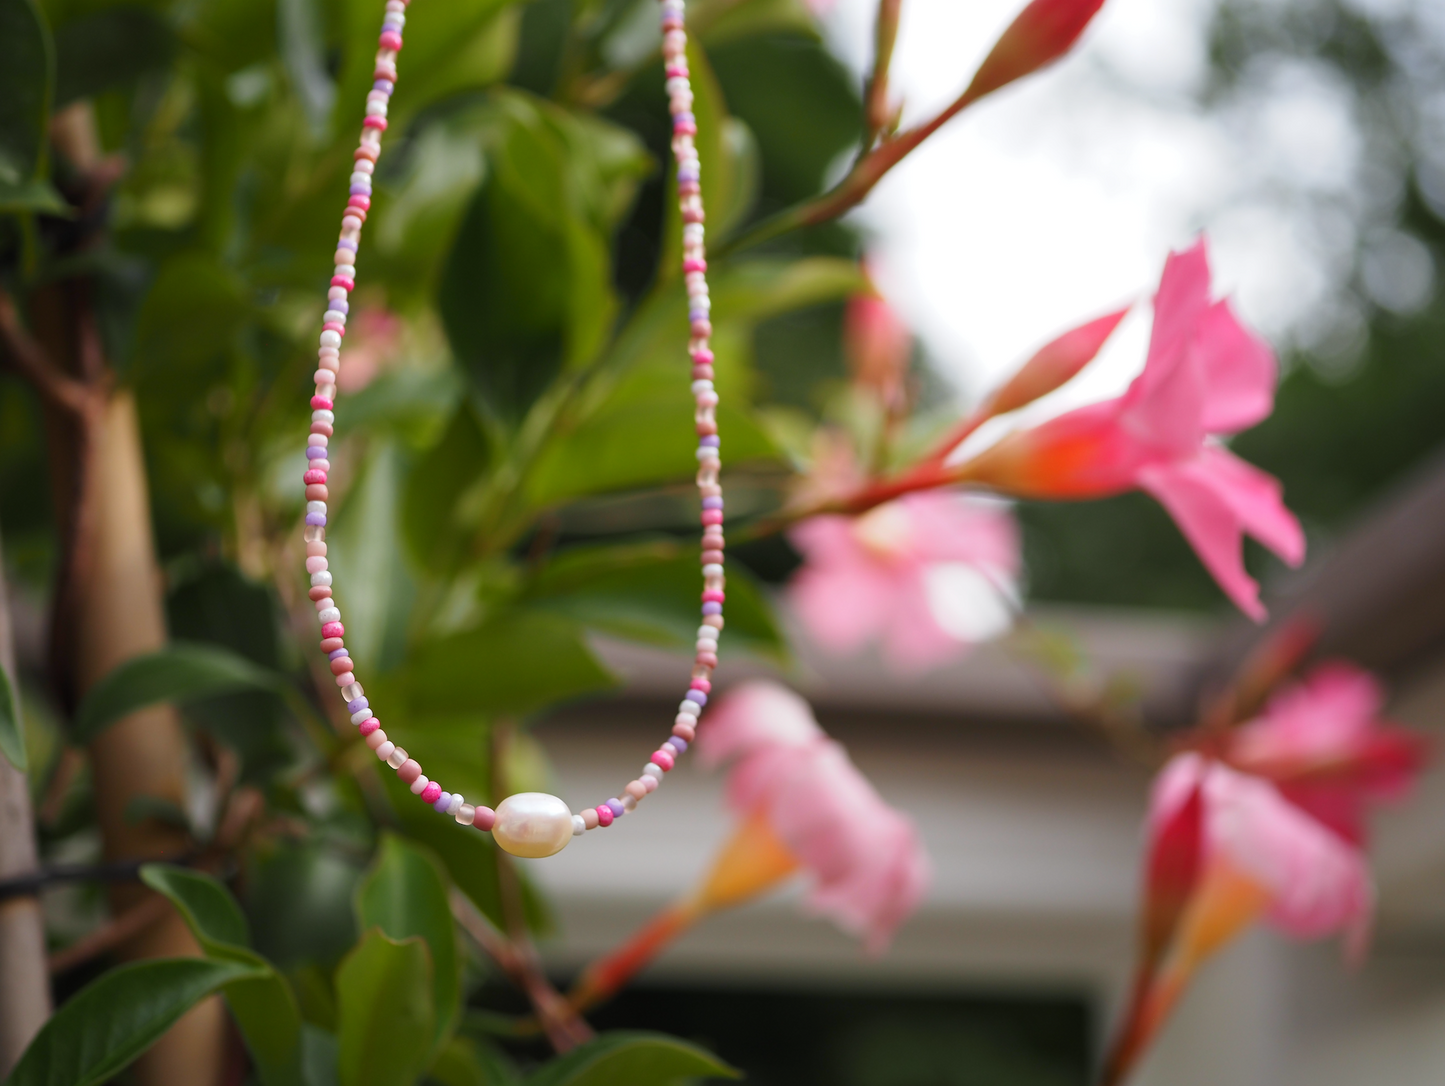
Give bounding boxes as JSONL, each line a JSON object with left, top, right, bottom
{"left": 1194, "top": 299, "right": 1277, "bottom": 434}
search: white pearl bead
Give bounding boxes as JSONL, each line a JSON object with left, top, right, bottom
{"left": 491, "top": 793, "right": 573, "bottom": 858}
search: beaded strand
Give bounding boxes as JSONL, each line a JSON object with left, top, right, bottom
{"left": 300, "top": 0, "right": 724, "bottom": 858}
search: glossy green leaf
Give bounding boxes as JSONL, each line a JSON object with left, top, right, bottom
{"left": 0, "top": 0, "right": 52, "bottom": 198}
{"left": 524, "top": 1032, "right": 739, "bottom": 1086}
{"left": 5, "top": 958, "right": 264, "bottom": 1086}
{"left": 0, "top": 177, "right": 66, "bottom": 214}
{"left": 695, "top": 0, "right": 818, "bottom": 46}
{"left": 397, "top": 610, "right": 617, "bottom": 719}
{"left": 335, "top": 932, "right": 435, "bottom": 1086}
{"left": 438, "top": 93, "right": 647, "bottom": 423}
{"left": 356, "top": 835, "right": 459, "bottom": 1055}
{"left": 131, "top": 253, "right": 250, "bottom": 376}
{"left": 54, "top": 7, "right": 174, "bottom": 106}
{"left": 248, "top": 841, "right": 365, "bottom": 971}
{"left": 140, "top": 864, "right": 251, "bottom": 950}
{"left": 326, "top": 441, "right": 416, "bottom": 676}
{"left": 301, "top": 1025, "right": 339, "bottom": 1086}
{"left": 141, "top": 865, "right": 305, "bottom": 1086}
{"left": 71, "top": 642, "right": 286, "bottom": 744}
{"left": 527, "top": 541, "right": 785, "bottom": 660}
{"left": 0, "top": 660, "right": 26, "bottom": 772}
{"left": 400, "top": 400, "right": 493, "bottom": 572}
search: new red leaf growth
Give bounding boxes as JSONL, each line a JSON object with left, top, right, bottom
{"left": 960, "top": 0, "right": 1108, "bottom": 108}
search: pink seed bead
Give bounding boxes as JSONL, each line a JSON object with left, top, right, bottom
{"left": 365, "top": 729, "right": 388, "bottom": 750}
{"left": 397, "top": 759, "right": 422, "bottom": 785}
{"left": 582, "top": 808, "right": 599, "bottom": 830}
{"left": 696, "top": 651, "right": 718, "bottom": 668}
{"left": 310, "top": 395, "right": 334, "bottom": 411}
{"left": 309, "top": 586, "right": 331, "bottom": 602}
{"left": 378, "top": 30, "right": 403, "bottom": 50}
{"left": 306, "top": 484, "right": 329, "bottom": 501}
{"left": 322, "top": 622, "right": 345, "bottom": 638}
{"left": 690, "top": 678, "right": 711, "bottom": 693}
{"left": 474, "top": 806, "right": 496, "bottom": 831}
{"left": 625, "top": 781, "right": 647, "bottom": 800}
{"left": 358, "top": 719, "right": 380, "bottom": 737}
{"left": 331, "top": 275, "right": 355, "bottom": 291}
{"left": 329, "top": 658, "right": 353, "bottom": 676}
{"left": 320, "top": 637, "right": 343, "bottom": 653}
{"left": 701, "top": 510, "right": 723, "bottom": 526}
{"left": 420, "top": 782, "right": 442, "bottom": 804}
{"left": 334, "top": 671, "right": 354, "bottom": 687}
{"left": 653, "top": 749, "right": 675, "bottom": 771}
{"left": 642, "top": 775, "right": 659, "bottom": 793}
{"left": 596, "top": 805, "right": 614, "bottom": 828}
{"left": 701, "top": 549, "right": 723, "bottom": 564}
{"left": 673, "top": 721, "right": 696, "bottom": 741}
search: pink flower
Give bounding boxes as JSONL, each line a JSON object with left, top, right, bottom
{"left": 789, "top": 491, "right": 1020, "bottom": 672}
{"left": 1228, "top": 662, "right": 1428, "bottom": 846}
{"left": 959, "top": 238, "right": 1304, "bottom": 620}
{"left": 699, "top": 681, "right": 931, "bottom": 952}
{"left": 335, "top": 306, "right": 403, "bottom": 393}
{"left": 1104, "top": 752, "right": 1374, "bottom": 1083}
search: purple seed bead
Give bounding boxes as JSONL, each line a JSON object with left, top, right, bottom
{"left": 332, "top": 299, "right": 350, "bottom": 314}
{"left": 349, "top": 183, "right": 370, "bottom": 196}
{"left": 337, "top": 238, "right": 358, "bottom": 252}
{"left": 702, "top": 602, "right": 722, "bottom": 615}
{"left": 678, "top": 166, "right": 699, "bottom": 183}
{"left": 328, "top": 648, "right": 349, "bottom": 661}
{"left": 346, "top": 697, "right": 368, "bottom": 714}
{"left": 676, "top": 112, "right": 695, "bottom": 126}
{"left": 305, "top": 512, "right": 327, "bottom": 526}
{"left": 688, "top": 307, "right": 707, "bottom": 323}
{"left": 433, "top": 792, "right": 452, "bottom": 813}
{"left": 306, "top": 446, "right": 327, "bottom": 458}
{"left": 699, "top": 435, "right": 720, "bottom": 447}
{"left": 666, "top": 737, "right": 687, "bottom": 753}
{"left": 684, "top": 690, "right": 706, "bottom": 707}
{"left": 701, "top": 496, "right": 723, "bottom": 509}
{"left": 606, "top": 798, "right": 625, "bottom": 818}
{"left": 373, "top": 79, "right": 394, "bottom": 94}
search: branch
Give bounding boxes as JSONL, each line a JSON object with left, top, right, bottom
{"left": 48, "top": 894, "right": 171, "bottom": 975}
{"left": 863, "top": 0, "right": 904, "bottom": 145}
{"left": 0, "top": 291, "right": 92, "bottom": 417}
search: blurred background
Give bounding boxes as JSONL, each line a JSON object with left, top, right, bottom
{"left": 4, "top": 0, "right": 1445, "bottom": 1082}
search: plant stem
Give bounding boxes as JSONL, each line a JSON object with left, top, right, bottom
{"left": 863, "top": 0, "right": 904, "bottom": 145}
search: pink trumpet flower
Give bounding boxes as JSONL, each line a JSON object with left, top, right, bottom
{"left": 789, "top": 491, "right": 1020, "bottom": 673}
{"left": 1103, "top": 662, "right": 1426, "bottom": 1084}
{"left": 569, "top": 684, "right": 928, "bottom": 1009}
{"left": 959, "top": 239, "right": 1304, "bottom": 620}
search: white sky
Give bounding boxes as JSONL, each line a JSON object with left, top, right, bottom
{"left": 818, "top": 0, "right": 1394, "bottom": 410}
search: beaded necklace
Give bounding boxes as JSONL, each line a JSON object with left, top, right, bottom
{"left": 301, "top": 0, "right": 722, "bottom": 858}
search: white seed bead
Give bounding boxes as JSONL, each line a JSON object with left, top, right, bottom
{"left": 386, "top": 747, "right": 407, "bottom": 769}
{"left": 351, "top": 708, "right": 372, "bottom": 725}
{"left": 491, "top": 793, "right": 573, "bottom": 858}
{"left": 306, "top": 501, "right": 327, "bottom": 516}
{"left": 642, "top": 763, "right": 662, "bottom": 779}
{"left": 702, "top": 563, "right": 724, "bottom": 577}
{"left": 678, "top": 700, "right": 700, "bottom": 717}
{"left": 318, "top": 607, "right": 341, "bottom": 623}
{"left": 456, "top": 804, "right": 476, "bottom": 826}
{"left": 310, "top": 571, "right": 333, "bottom": 587}
{"left": 572, "top": 814, "right": 587, "bottom": 836}
{"left": 642, "top": 775, "right": 659, "bottom": 793}
{"left": 376, "top": 741, "right": 395, "bottom": 760}
{"left": 445, "top": 793, "right": 464, "bottom": 815}
{"left": 696, "top": 626, "right": 717, "bottom": 641}
{"left": 308, "top": 433, "right": 328, "bottom": 447}
{"left": 409, "top": 775, "right": 429, "bottom": 795}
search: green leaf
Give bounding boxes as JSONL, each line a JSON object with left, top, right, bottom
{"left": 302, "top": 1025, "right": 340, "bottom": 1086}
{"left": 247, "top": 841, "right": 364, "bottom": 971}
{"left": 355, "top": 836, "right": 459, "bottom": 1056}
{"left": 401, "top": 401, "right": 493, "bottom": 572}
{"left": 0, "top": 660, "right": 26, "bottom": 772}
{"left": 695, "top": 0, "right": 818, "bottom": 46}
{"left": 53, "top": 7, "right": 175, "bottom": 107}
{"left": 0, "top": 0, "right": 53, "bottom": 195}
{"left": 140, "top": 864, "right": 251, "bottom": 950}
{"left": 141, "top": 865, "right": 306, "bottom": 1086}
{"left": 0, "top": 177, "right": 66, "bottom": 214}
{"left": 131, "top": 252, "right": 250, "bottom": 376}
{"left": 335, "top": 932, "right": 435, "bottom": 1086}
{"left": 438, "top": 93, "right": 646, "bottom": 424}
{"left": 524, "top": 1032, "right": 739, "bottom": 1086}
{"left": 5, "top": 957, "right": 264, "bottom": 1086}
{"left": 397, "top": 610, "right": 617, "bottom": 719}
{"left": 326, "top": 441, "right": 416, "bottom": 676}
{"left": 526, "top": 541, "right": 785, "bottom": 660}
{"left": 71, "top": 642, "right": 286, "bottom": 744}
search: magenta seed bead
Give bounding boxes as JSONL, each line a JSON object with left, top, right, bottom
{"left": 420, "top": 782, "right": 442, "bottom": 804}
